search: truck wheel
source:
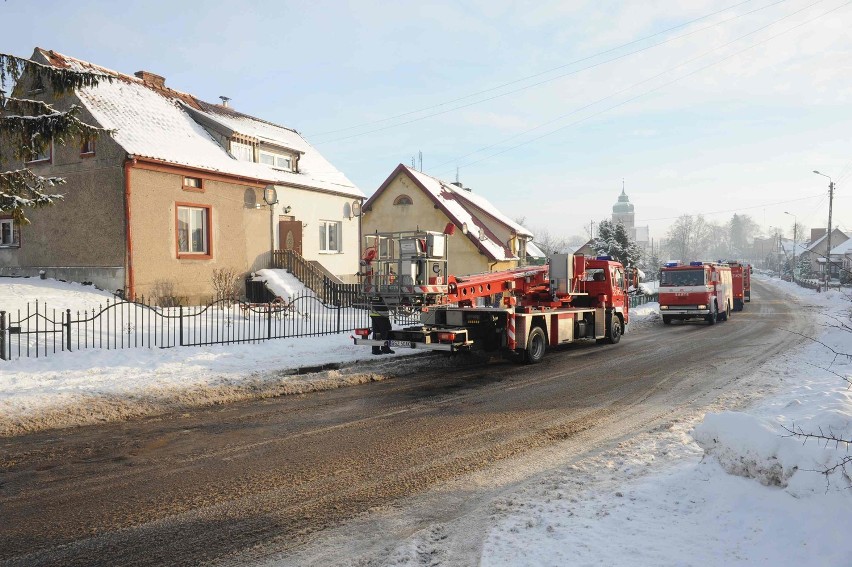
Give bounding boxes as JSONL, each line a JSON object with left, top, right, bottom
{"left": 662, "top": 315, "right": 672, "bottom": 325}
{"left": 607, "top": 316, "right": 622, "bottom": 344}
{"left": 524, "top": 326, "right": 547, "bottom": 364}
{"left": 721, "top": 302, "right": 731, "bottom": 321}
{"left": 707, "top": 303, "right": 717, "bottom": 325}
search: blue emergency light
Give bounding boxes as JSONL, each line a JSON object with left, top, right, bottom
{"left": 689, "top": 261, "right": 704, "bottom": 266}
{"left": 664, "top": 262, "right": 679, "bottom": 267}
{"left": 596, "top": 256, "right": 613, "bottom": 261}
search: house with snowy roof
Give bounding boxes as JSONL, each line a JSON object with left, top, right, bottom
{"left": 361, "top": 164, "right": 534, "bottom": 275}
{"left": 0, "top": 48, "right": 364, "bottom": 302}
{"left": 799, "top": 228, "right": 848, "bottom": 280}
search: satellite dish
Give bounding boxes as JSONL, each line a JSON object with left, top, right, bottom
{"left": 263, "top": 185, "right": 278, "bottom": 205}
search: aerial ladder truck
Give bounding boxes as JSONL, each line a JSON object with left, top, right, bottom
{"left": 352, "top": 229, "right": 630, "bottom": 363}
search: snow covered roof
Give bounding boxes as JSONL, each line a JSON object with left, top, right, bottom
{"left": 34, "top": 48, "right": 362, "bottom": 198}
{"left": 367, "top": 165, "right": 534, "bottom": 261}
{"left": 830, "top": 239, "right": 852, "bottom": 255}
{"left": 526, "top": 241, "right": 546, "bottom": 258}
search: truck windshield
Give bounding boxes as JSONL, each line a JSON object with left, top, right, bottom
{"left": 660, "top": 269, "right": 705, "bottom": 286}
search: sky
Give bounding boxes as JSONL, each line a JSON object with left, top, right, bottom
{"left": 4, "top": 0, "right": 852, "bottom": 243}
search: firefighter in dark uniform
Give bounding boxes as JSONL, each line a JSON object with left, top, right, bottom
{"left": 369, "top": 300, "right": 394, "bottom": 355}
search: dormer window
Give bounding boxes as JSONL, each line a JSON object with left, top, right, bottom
{"left": 393, "top": 194, "right": 413, "bottom": 206}
{"left": 259, "top": 150, "right": 292, "bottom": 171}
{"left": 229, "top": 140, "right": 254, "bottom": 162}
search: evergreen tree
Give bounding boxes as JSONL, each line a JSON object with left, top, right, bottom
{"left": 592, "top": 219, "right": 642, "bottom": 267}
{"left": 0, "top": 52, "right": 110, "bottom": 224}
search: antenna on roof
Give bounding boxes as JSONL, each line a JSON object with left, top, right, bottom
{"left": 219, "top": 96, "right": 231, "bottom": 108}
{"left": 411, "top": 156, "right": 415, "bottom": 168}
{"left": 455, "top": 166, "right": 459, "bottom": 184}
{"left": 418, "top": 151, "right": 423, "bottom": 172}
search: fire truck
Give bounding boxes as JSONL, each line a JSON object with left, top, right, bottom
{"left": 727, "top": 261, "right": 752, "bottom": 311}
{"left": 659, "top": 261, "right": 733, "bottom": 325}
{"left": 352, "top": 229, "right": 630, "bottom": 363}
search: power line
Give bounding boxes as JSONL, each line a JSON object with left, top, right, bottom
{"left": 430, "top": 0, "right": 826, "bottom": 173}
{"left": 434, "top": 0, "right": 847, "bottom": 175}
{"left": 311, "top": 0, "right": 789, "bottom": 143}
{"left": 635, "top": 192, "right": 825, "bottom": 223}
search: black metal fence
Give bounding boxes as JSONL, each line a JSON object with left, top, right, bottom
{"left": 0, "top": 292, "right": 373, "bottom": 361}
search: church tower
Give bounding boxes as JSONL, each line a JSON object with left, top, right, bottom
{"left": 612, "top": 181, "right": 635, "bottom": 234}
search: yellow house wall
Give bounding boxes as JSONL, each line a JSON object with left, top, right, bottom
{"left": 129, "top": 168, "right": 269, "bottom": 303}
{"left": 362, "top": 172, "right": 517, "bottom": 276}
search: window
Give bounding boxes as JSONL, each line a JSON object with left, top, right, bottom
{"left": 319, "top": 220, "right": 342, "bottom": 253}
{"left": 81, "top": 139, "right": 95, "bottom": 157}
{"left": 27, "top": 140, "right": 52, "bottom": 164}
{"left": 176, "top": 205, "right": 211, "bottom": 257}
{"left": 660, "top": 269, "right": 706, "bottom": 286}
{"left": 259, "top": 151, "right": 293, "bottom": 170}
{"left": 0, "top": 218, "right": 20, "bottom": 248}
{"left": 230, "top": 141, "right": 254, "bottom": 162}
{"left": 183, "top": 176, "right": 204, "bottom": 192}
{"left": 393, "top": 194, "right": 413, "bottom": 206}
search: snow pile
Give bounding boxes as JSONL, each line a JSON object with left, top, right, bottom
{"left": 252, "top": 269, "right": 313, "bottom": 301}
{"left": 693, "top": 412, "right": 800, "bottom": 487}
{"left": 1, "top": 276, "right": 116, "bottom": 315}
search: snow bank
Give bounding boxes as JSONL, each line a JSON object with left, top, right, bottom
{"left": 252, "top": 269, "right": 313, "bottom": 300}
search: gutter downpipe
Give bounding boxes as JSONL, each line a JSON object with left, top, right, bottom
{"left": 124, "top": 157, "right": 136, "bottom": 300}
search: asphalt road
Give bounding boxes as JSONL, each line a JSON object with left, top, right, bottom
{"left": 0, "top": 280, "right": 802, "bottom": 566}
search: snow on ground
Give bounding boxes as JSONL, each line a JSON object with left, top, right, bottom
{"left": 482, "top": 277, "right": 852, "bottom": 566}
{"left": 0, "top": 277, "right": 662, "bottom": 436}
{"left": 253, "top": 269, "right": 313, "bottom": 300}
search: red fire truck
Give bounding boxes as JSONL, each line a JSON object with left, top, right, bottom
{"left": 659, "top": 261, "right": 733, "bottom": 325}
{"left": 727, "top": 261, "right": 752, "bottom": 311}
{"left": 353, "top": 230, "right": 630, "bottom": 363}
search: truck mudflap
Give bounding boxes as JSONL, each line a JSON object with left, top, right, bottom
{"left": 352, "top": 338, "right": 471, "bottom": 352}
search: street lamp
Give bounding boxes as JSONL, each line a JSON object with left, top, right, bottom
{"left": 813, "top": 170, "right": 835, "bottom": 285}
{"left": 784, "top": 211, "right": 796, "bottom": 283}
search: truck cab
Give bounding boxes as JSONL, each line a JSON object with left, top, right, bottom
{"left": 659, "top": 262, "right": 733, "bottom": 325}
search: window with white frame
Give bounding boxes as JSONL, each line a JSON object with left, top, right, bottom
{"left": 259, "top": 150, "right": 293, "bottom": 171}
{"left": 0, "top": 218, "right": 20, "bottom": 247}
{"left": 27, "top": 140, "right": 52, "bottom": 164}
{"left": 177, "top": 205, "right": 210, "bottom": 255}
{"left": 319, "top": 220, "right": 342, "bottom": 253}
{"left": 230, "top": 140, "right": 254, "bottom": 162}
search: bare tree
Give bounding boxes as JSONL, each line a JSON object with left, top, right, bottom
{"left": 665, "top": 214, "right": 711, "bottom": 261}
{"left": 532, "top": 227, "right": 569, "bottom": 256}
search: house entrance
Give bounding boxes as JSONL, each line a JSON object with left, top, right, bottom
{"left": 279, "top": 219, "right": 303, "bottom": 255}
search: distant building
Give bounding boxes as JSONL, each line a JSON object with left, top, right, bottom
{"left": 611, "top": 185, "right": 649, "bottom": 249}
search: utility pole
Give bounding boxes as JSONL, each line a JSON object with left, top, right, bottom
{"left": 814, "top": 171, "right": 835, "bottom": 286}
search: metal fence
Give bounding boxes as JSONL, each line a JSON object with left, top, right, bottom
{"left": 629, "top": 292, "right": 659, "bottom": 308}
{"left": 0, "top": 292, "right": 373, "bottom": 361}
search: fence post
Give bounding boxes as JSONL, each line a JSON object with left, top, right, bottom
{"left": 65, "top": 308, "right": 72, "bottom": 352}
{"left": 179, "top": 306, "right": 184, "bottom": 346}
{"left": 336, "top": 302, "right": 342, "bottom": 334}
{"left": 0, "top": 311, "right": 6, "bottom": 361}
{"left": 267, "top": 302, "right": 272, "bottom": 339}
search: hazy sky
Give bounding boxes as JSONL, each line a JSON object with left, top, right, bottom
{"left": 5, "top": 0, "right": 851, "bottom": 242}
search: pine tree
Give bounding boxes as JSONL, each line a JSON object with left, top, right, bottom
{"left": 592, "top": 219, "right": 642, "bottom": 268}
{"left": 0, "top": 52, "right": 110, "bottom": 224}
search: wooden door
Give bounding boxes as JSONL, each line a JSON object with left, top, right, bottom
{"left": 279, "top": 220, "right": 302, "bottom": 255}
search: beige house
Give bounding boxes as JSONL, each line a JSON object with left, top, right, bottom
{"left": 0, "top": 48, "right": 363, "bottom": 302}
{"left": 362, "top": 164, "right": 533, "bottom": 275}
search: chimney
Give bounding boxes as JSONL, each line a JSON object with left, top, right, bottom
{"left": 219, "top": 96, "right": 231, "bottom": 108}
{"left": 811, "top": 228, "right": 827, "bottom": 242}
{"left": 450, "top": 181, "right": 472, "bottom": 192}
{"left": 134, "top": 71, "right": 165, "bottom": 88}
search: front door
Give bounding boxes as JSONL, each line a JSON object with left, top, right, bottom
{"left": 279, "top": 220, "right": 302, "bottom": 255}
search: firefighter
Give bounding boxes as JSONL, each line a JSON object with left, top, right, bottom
{"left": 369, "top": 300, "right": 394, "bottom": 355}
